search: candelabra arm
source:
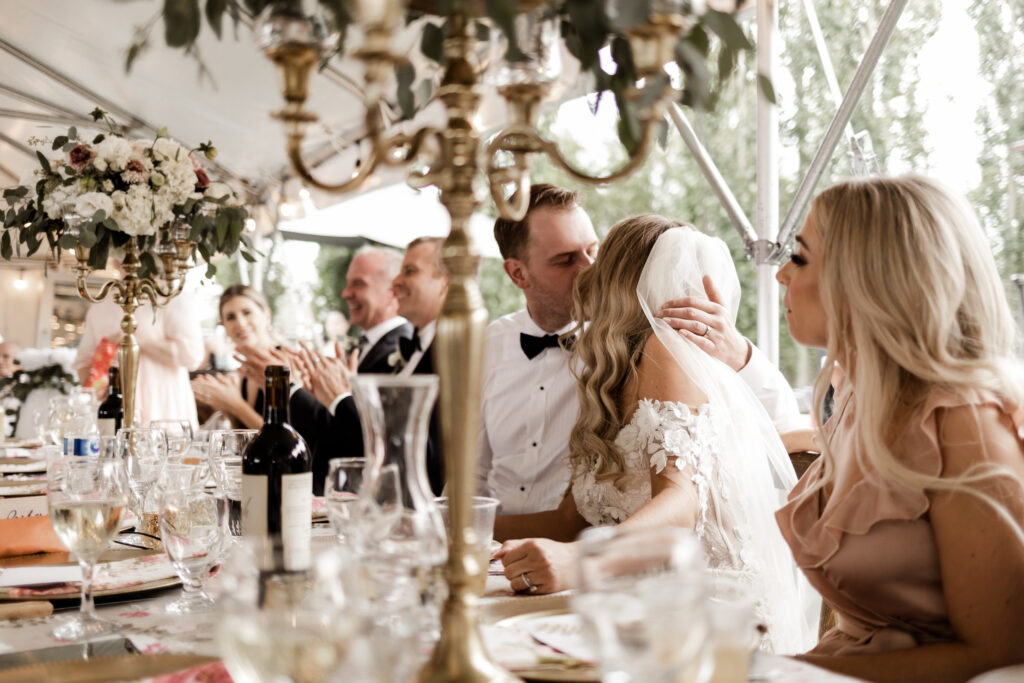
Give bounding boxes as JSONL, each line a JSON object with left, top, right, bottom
{"left": 76, "top": 276, "right": 121, "bottom": 305}
{"left": 138, "top": 275, "right": 184, "bottom": 304}
{"left": 286, "top": 131, "right": 382, "bottom": 193}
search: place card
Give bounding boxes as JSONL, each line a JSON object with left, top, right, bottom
{"left": 0, "top": 495, "right": 47, "bottom": 519}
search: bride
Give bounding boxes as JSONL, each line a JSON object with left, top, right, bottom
{"left": 495, "top": 214, "right": 816, "bottom": 653}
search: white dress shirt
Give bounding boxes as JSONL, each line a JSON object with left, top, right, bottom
{"left": 737, "top": 343, "right": 807, "bottom": 432}
{"left": 478, "top": 311, "right": 807, "bottom": 515}
{"left": 397, "top": 320, "right": 436, "bottom": 378}
{"left": 477, "top": 310, "right": 577, "bottom": 514}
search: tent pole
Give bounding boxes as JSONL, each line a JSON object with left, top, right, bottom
{"left": 775, "top": 0, "right": 909, "bottom": 252}
{"left": 756, "top": 0, "right": 780, "bottom": 365}
{"left": 666, "top": 104, "right": 758, "bottom": 250}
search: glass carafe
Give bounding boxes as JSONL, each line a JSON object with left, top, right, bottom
{"left": 351, "top": 375, "right": 447, "bottom": 651}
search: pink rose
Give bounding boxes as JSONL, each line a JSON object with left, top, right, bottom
{"left": 122, "top": 159, "right": 150, "bottom": 184}
{"left": 68, "top": 144, "right": 96, "bottom": 171}
{"left": 194, "top": 168, "right": 210, "bottom": 192}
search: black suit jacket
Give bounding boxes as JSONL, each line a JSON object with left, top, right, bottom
{"left": 289, "top": 323, "right": 413, "bottom": 494}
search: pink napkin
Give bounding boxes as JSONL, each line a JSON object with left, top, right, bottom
{"left": 0, "top": 516, "right": 66, "bottom": 558}
{"left": 149, "top": 660, "right": 232, "bottom": 683}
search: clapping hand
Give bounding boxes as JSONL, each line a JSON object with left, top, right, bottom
{"left": 236, "top": 343, "right": 301, "bottom": 387}
{"left": 296, "top": 342, "right": 359, "bottom": 407}
{"left": 191, "top": 372, "right": 242, "bottom": 410}
{"left": 656, "top": 274, "right": 752, "bottom": 372}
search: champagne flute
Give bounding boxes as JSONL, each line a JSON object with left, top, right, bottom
{"left": 47, "top": 454, "right": 129, "bottom": 641}
{"left": 159, "top": 487, "right": 227, "bottom": 613}
{"left": 116, "top": 427, "right": 167, "bottom": 535}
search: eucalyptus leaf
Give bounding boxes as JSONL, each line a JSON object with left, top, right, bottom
{"left": 421, "top": 22, "right": 444, "bottom": 64}
{"left": 1, "top": 231, "right": 11, "bottom": 260}
{"left": 93, "top": 134, "right": 106, "bottom": 144}
{"left": 205, "top": 0, "right": 227, "bottom": 39}
{"left": 52, "top": 136, "right": 68, "bottom": 151}
{"left": 396, "top": 63, "right": 416, "bottom": 120}
{"left": 58, "top": 233, "right": 77, "bottom": 249}
{"left": 757, "top": 73, "right": 777, "bottom": 104}
{"left": 36, "top": 152, "right": 50, "bottom": 175}
{"left": 139, "top": 251, "right": 158, "bottom": 278}
{"left": 164, "top": 0, "right": 202, "bottom": 48}
{"left": 215, "top": 212, "right": 229, "bottom": 242}
{"left": 702, "top": 11, "right": 752, "bottom": 51}
{"left": 89, "top": 236, "right": 110, "bottom": 270}
{"left": 484, "top": 0, "right": 521, "bottom": 61}
{"left": 79, "top": 222, "right": 99, "bottom": 248}
{"left": 68, "top": 126, "right": 78, "bottom": 140}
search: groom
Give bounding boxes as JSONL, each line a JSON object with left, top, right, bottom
{"left": 479, "top": 184, "right": 805, "bottom": 516}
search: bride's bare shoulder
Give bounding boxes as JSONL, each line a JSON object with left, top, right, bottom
{"left": 636, "top": 334, "right": 707, "bottom": 406}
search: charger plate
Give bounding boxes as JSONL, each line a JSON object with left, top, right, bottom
{"left": 0, "top": 457, "right": 46, "bottom": 474}
{"left": 0, "top": 653, "right": 218, "bottom": 683}
{"left": 0, "top": 549, "right": 181, "bottom": 603}
{"left": 481, "top": 594, "right": 598, "bottom": 683}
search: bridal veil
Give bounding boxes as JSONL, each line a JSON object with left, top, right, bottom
{"left": 636, "top": 226, "right": 820, "bottom": 653}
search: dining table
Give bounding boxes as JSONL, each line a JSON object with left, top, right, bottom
{"left": 0, "top": 439, "right": 865, "bottom": 682}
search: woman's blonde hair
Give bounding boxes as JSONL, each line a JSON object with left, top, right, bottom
{"left": 568, "top": 214, "right": 687, "bottom": 484}
{"left": 810, "top": 174, "right": 1024, "bottom": 521}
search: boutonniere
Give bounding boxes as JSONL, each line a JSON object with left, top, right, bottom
{"left": 387, "top": 348, "right": 406, "bottom": 372}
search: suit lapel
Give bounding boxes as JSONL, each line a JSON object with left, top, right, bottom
{"left": 358, "top": 322, "right": 414, "bottom": 374}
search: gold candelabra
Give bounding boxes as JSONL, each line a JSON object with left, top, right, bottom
{"left": 69, "top": 215, "right": 196, "bottom": 430}
{"left": 258, "top": 3, "right": 693, "bottom": 680}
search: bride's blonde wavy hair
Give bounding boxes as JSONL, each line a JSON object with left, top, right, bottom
{"left": 809, "top": 174, "right": 1024, "bottom": 536}
{"left": 568, "top": 214, "right": 688, "bottom": 485}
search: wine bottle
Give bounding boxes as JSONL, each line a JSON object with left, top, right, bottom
{"left": 96, "top": 366, "right": 123, "bottom": 437}
{"left": 241, "top": 365, "right": 313, "bottom": 583}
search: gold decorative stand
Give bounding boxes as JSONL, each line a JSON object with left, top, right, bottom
{"left": 70, "top": 219, "right": 195, "bottom": 430}
{"left": 258, "top": 2, "right": 694, "bottom": 680}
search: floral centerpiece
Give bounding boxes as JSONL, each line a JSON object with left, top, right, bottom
{"left": 1, "top": 108, "right": 256, "bottom": 278}
{"left": 0, "top": 348, "right": 78, "bottom": 439}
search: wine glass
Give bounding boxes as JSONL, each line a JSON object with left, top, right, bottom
{"left": 115, "top": 427, "right": 167, "bottom": 532}
{"left": 47, "top": 454, "right": 129, "bottom": 641}
{"left": 209, "top": 429, "right": 258, "bottom": 536}
{"left": 159, "top": 486, "right": 227, "bottom": 613}
{"left": 151, "top": 419, "right": 194, "bottom": 463}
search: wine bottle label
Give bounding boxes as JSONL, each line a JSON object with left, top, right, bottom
{"left": 280, "top": 472, "right": 312, "bottom": 571}
{"left": 241, "top": 474, "right": 269, "bottom": 538}
{"left": 97, "top": 418, "right": 117, "bottom": 438}
{"left": 241, "top": 472, "right": 312, "bottom": 572}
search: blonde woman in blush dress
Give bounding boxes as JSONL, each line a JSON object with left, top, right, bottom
{"left": 496, "top": 215, "right": 817, "bottom": 654}
{"left": 776, "top": 174, "right": 1024, "bottom": 681}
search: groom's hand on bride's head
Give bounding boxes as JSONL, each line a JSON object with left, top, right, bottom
{"left": 655, "top": 275, "right": 752, "bottom": 372}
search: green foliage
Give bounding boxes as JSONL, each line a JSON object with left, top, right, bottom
{"left": 313, "top": 244, "right": 356, "bottom": 322}
{"left": 514, "top": 0, "right": 939, "bottom": 390}
{"left": 0, "top": 363, "right": 78, "bottom": 437}
{"left": 967, "top": 0, "right": 1024, "bottom": 309}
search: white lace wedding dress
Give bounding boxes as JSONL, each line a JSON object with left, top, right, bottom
{"left": 572, "top": 397, "right": 785, "bottom": 651}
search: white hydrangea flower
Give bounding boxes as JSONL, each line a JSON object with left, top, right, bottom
{"left": 151, "top": 137, "right": 187, "bottom": 163}
{"left": 206, "top": 182, "right": 232, "bottom": 199}
{"left": 74, "top": 192, "right": 114, "bottom": 220}
{"left": 94, "top": 136, "right": 132, "bottom": 172}
{"left": 112, "top": 184, "right": 156, "bottom": 236}
{"left": 41, "top": 184, "right": 79, "bottom": 220}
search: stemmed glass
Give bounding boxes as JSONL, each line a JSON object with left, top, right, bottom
{"left": 47, "top": 454, "right": 130, "bottom": 640}
{"left": 152, "top": 420, "right": 194, "bottom": 463}
{"left": 116, "top": 427, "right": 167, "bottom": 535}
{"left": 208, "top": 429, "right": 258, "bottom": 536}
{"left": 324, "top": 459, "right": 401, "bottom": 553}
{"left": 159, "top": 483, "right": 227, "bottom": 614}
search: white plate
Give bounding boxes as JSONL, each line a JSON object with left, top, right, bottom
{"left": 0, "top": 458, "right": 46, "bottom": 474}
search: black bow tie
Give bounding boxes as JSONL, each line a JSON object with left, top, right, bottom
{"left": 520, "top": 333, "right": 573, "bottom": 360}
{"left": 398, "top": 330, "right": 422, "bottom": 360}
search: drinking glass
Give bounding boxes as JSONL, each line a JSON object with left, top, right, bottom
{"left": 47, "top": 455, "right": 129, "bottom": 640}
{"left": 217, "top": 542, "right": 366, "bottom": 683}
{"left": 435, "top": 496, "right": 499, "bottom": 595}
{"left": 574, "top": 526, "right": 712, "bottom": 683}
{"left": 159, "top": 487, "right": 226, "bottom": 613}
{"left": 152, "top": 419, "right": 194, "bottom": 463}
{"left": 115, "top": 427, "right": 167, "bottom": 524}
{"left": 209, "top": 429, "right": 258, "bottom": 536}
{"left": 324, "top": 459, "right": 401, "bottom": 552}
{"left": 706, "top": 572, "right": 760, "bottom": 683}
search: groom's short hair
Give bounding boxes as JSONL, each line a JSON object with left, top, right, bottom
{"left": 493, "top": 184, "right": 581, "bottom": 261}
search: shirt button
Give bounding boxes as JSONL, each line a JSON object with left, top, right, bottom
{"left": 532, "top": 442, "right": 537, "bottom": 447}
{"left": 520, "top": 486, "right": 526, "bottom": 492}
{"left": 539, "top": 386, "right": 544, "bottom": 391}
